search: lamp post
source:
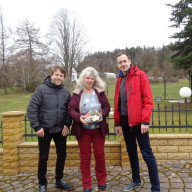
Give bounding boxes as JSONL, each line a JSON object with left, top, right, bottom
{"left": 179, "top": 87, "right": 192, "bottom": 129}
{"left": 155, "top": 96, "right": 162, "bottom": 109}
{"left": 179, "top": 87, "right": 192, "bottom": 103}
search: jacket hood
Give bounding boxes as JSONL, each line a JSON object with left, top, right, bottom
{"left": 129, "top": 65, "right": 140, "bottom": 76}
{"left": 43, "top": 76, "right": 64, "bottom": 89}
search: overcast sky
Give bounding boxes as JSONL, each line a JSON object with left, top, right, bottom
{"left": 0, "top": 0, "right": 179, "bottom": 53}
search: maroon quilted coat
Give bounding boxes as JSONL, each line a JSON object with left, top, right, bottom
{"left": 68, "top": 87, "right": 110, "bottom": 138}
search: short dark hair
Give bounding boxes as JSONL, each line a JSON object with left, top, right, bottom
{"left": 116, "top": 51, "right": 131, "bottom": 60}
{"left": 51, "top": 65, "right": 66, "bottom": 77}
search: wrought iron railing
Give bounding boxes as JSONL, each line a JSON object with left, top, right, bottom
{"left": 23, "top": 102, "right": 192, "bottom": 141}
{"left": 23, "top": 115, "right": 118, "bottom": 141}
{"left": 0, "top": 120, "right": 2, "bottom": 147}
{"left": 0, "top": 102, "right": 191, "bottom": 145}
{"left": 150, "top": 102, "right": 192, "bottom": 133}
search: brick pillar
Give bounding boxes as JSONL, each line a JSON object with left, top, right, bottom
{"left": 0, "top": 111, "right": 25, "bottom": 176}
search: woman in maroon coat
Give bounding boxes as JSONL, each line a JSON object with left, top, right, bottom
{"left": 68, "top": 67, "right": 110, "bottom": 192}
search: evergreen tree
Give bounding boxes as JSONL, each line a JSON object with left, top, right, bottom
{"left": 167, "top": 0, "right": 192, "bottom": 92}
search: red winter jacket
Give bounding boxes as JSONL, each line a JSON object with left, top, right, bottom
{"left": 114, "top": 65, "right": 153, "bottom": 127}
{"left": 68, "top": 87, "right": 110, "bottom": 138}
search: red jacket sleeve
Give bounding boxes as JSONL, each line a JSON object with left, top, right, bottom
{"left": 140, "top": 71, "right": 153, "bottom": 124}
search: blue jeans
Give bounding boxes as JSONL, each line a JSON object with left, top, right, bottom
{"left": 38, "top": 130, "right": 67, "bottom": 186}
{"left": 121, "top": 115, "right": 160, "bottom": 192}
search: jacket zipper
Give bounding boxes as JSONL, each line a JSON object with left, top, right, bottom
{"left": 127, "top": 76, "right": 132, "bottom": 132}
{"left": 79, "top": 93, "right": 83, "bottom": 115}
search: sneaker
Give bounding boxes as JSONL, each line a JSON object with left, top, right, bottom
{"left": 123, "top": 182, "right": 141, "bottom": 191}
{"left": 55, "top": 178, "right": 74, "bottom": 191}
{"left": 39, "top": 185, "right": 47, "bottom": 192}
{"left": 84, "top": 188, "right": 91, "bottom": 192}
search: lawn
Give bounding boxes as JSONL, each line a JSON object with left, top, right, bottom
{"left": 0, "top": 78, "right": 190, "bottom": 114}
{"left": 150, "top": 78, "right": 190, "bottom": 100}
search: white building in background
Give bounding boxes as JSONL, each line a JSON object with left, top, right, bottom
{"left": 104, "top": 72, "right": 116, "bottom": 78}
{"left": 72, "top": 68, "right": 77, "bottom": 81}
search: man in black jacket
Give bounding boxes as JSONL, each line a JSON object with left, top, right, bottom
{"left": 27, "top": 66, "right": 73, "bottom": 192}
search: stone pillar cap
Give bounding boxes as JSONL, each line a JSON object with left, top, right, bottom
{"left": 0, "top": 111, "right": 25, "bottom": 117}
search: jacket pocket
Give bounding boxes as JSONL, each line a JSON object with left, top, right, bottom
{"left": 130, "top": 83, "right": 132, "bottom": 94}
{"left": 130, "top": 83, "right": 135, "bottom": 94}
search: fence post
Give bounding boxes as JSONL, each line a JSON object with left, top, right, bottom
{"left": 0, "top": 111, "right": 25, "bottom": 176}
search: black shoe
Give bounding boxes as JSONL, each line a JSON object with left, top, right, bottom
{"left": 98, "top": 184, "right": 106, "bottom": 191}
{"left": 56, "top": 178, "right": 74, "bottom": 191}
{"left": 84, "top": 188, "right": 91, "bottom": 192}
{"left": 39, "top": 185, "right": 47, "bottom": 192}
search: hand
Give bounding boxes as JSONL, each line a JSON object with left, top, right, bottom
{"left": 36, "top": 128, "right": 44, "bottom": 137}
{"left": 115, "top": 126, "right": 122, "bottom": 136}
{"left": 141, "top": 124, "right": 149, "bottom": 134}
{"left": 80, "top": 115, "right": 87, "bottom": 124}
{"left": 62, "top": 125, "right": 69, "bottom": 136}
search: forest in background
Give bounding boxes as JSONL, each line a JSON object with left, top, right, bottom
{"left": 1, "top": 0, "right": 192, "bottom": 94}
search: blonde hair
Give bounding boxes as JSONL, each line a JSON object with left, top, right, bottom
{"left": 76, "top": 67, "right": 106, "bottom": 90}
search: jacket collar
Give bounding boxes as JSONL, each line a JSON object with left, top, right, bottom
{"left": 118, "top": 64, "right": 132, "bottom": 78}
{"left": 43, "top": 76, "right": 64, "bottom": 89}
{"left": 118, "top": 65, "right": 139, "bottom": 78}
{"left": 73, "top": 87, "right": 104, "bottom": 95}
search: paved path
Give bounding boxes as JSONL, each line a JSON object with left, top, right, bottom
{"left": 0, "top": 160, "right": 192, "bottom": 192}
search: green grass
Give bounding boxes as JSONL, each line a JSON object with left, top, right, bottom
{"left": 0, "top": 78, "right": 190, "bottom": 114}
{"left": 0, "top": 93, "right": 32, "bottom": 113}
{"left": 150, "top": 79, "right": 190, "bottom": 100}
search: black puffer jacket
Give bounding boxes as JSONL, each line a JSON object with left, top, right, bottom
{"left": 27, "top": 76, "right": 72, "bottom": 133}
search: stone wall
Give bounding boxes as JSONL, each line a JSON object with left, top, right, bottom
{"left": 0, "top": 111, "right": 25, "bottom": 175}
{"left": 121, "top": 134, "right": 192, "bottom": 166}
{"left": 18, "top": 141, "right": 121, "bottom": 173}
{"left": 15, "top": 134, "right": 192, "bottom": 172}
{"left": 0, "top": 111, "right": 192, "bottom": 175}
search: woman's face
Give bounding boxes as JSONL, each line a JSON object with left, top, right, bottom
{"left": 84, "top": 75, "right": 95, "bottom": 89}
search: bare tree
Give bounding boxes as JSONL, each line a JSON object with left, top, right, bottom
{"left": 12, "top": 19, "right": 49, "bottom": 91}
{"left": 10, "top": 53, "right": 47, "bottom": 92}
{"left": 48, "top": 8, "right": 87, "bottom": 80}
{"left": 0, "top": 9, "right": 12, "bottom": 94}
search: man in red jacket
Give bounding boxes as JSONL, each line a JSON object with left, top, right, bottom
{"left": 114, "top": 51, "right": 160, "bottom": 192}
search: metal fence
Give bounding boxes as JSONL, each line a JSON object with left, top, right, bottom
{"left": 23, "top": 101, "right": 192, "bottom": 141}
{"left": 0, "top": 121, "right": 2, "bottom": 147}
{"left": 150, "top": 101, "right": 192, "bottom": 133}
{"left": 0, "top": 102, "right": 191, "bottom": 145}
{"left": 23, "top": 115, "right": 118, "bottom": 141}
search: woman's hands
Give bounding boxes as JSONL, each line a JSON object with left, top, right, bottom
{"left": 80, "top": 115, "right": 88, "bottom": 124}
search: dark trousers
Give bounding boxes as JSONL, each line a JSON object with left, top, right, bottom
{"left": 77, "top": 128, "right": 107, "bottom": 188}
{"left": 121, "top": 116, "right": 160, "bottom": 191}
{"left": 38, "top": 130, "right": 67, "bottom": 186}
